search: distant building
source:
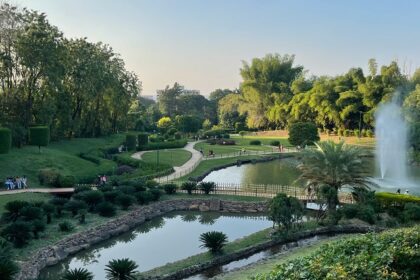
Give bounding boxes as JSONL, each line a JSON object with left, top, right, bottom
{"left": 182, "top": 89, "right": 200, "bottom": 95}
{"left": 141, "top": 95, "right": 156, "bottom": 101}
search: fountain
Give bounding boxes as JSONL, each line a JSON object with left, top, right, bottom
{"left": 375, "top": 94, "right": 409, "bottom": 185}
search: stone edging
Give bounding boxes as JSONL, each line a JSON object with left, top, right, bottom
{"left": 146, "top": 224, "right": 381, "bottom": 280}
{"left": 15, "top": 199, "right": 268, "bottom": 280}
{"left": 190, "top": 154, "right": 296, "bottom": 181}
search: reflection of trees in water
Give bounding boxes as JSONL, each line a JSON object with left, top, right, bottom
{"left": 242, "top": 159, "right": 301, "bottom": 186}
{"left": 181, "top": 212, "right": 198, "bottom": 222}
{"left": 134, "top": 216, "right": 165, "bottom": 234}
{"left": 198, "top": 212, "right": 220, "bottom": 225}
{"left": 41, "top": 261, "right": 71, "bottom": 280}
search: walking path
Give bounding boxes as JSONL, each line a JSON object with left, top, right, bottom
{"left": 0, "top": 188, "right": 74, "bottom": 196}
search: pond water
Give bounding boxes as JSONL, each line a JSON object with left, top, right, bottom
{"left": 39, "top": 211, "right": 271, "bottom": 279}
{"left": 202, "top": 158, "right": 420, "bottom": 195}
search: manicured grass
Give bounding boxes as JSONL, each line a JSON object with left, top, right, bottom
{"left": 0, "top": 134, "right": 126, "bottom": 188}
{"left": 141, "top": 149, "right": 192, "bottom": 166}
{"left": 0, "top": 193, "right": 52, "bottom": 214}
{"left": 217, "top": 234, "right": 357, "bottom": 280}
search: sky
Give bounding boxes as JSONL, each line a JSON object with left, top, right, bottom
{"left": 14, "top": 0, "right": 420, "bottom": 96}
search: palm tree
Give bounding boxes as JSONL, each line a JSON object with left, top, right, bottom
{"left": 298, "top": 141, "right": 375, "bottom": 213}
{"left": 61, "top": 268, "right": 93, "bottom": 280}
{"left": 105, "top": 258, "right": 138, "bottom": 280}
{"left": 199, "top": 231, "right": 228, "bottom": 253}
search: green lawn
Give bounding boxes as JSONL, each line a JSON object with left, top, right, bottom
{"left": 141, "top": 149, "right": 192, "bottom": 166}
{"left": 0, "top": 193, "right": 52, "bottom": 214}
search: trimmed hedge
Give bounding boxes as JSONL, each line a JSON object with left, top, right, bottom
{"left": 126, "top": 134, "right": 137, "bottom": 151}
{"left": 269, "top": 140, "right": 280, "bottom": 146}
{"left": 29, "top": 126, "right": 50, "bottom": 148}
{"left": 375, "top": 192, "right": 420, "bottom": 208}
{"left": 0, "top": 127, "right": 12, "bottom": 154}
{"left": 249, "top": 140, "right": 261, "bottom": 145}
{"left": 137, "top": 139, "right": 187, "bottom": 151}
{"left": 137, "top": 133, "right": 148, "bottom": 147}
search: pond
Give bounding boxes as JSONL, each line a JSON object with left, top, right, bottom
{"left": 202, "top": 157, "right": 420, "bottom": 195}
{"left": 39, "top": 211, "right": 271, "bottom": 279}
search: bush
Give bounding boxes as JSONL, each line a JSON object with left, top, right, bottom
{"left": 288, "top": 122, "right": 320, "bottom": 147}
{"left": 249, "top": 140, "right": 261, "bottom": 145}
{"left": 58, "top": 221, "right": 74, "bottom": 232}
{"left": 199, "top": 231, "right": 228, "bottom": 253}
{"left": 343, "top": 129, "right": 351, "bottom": 137}
{"left": 58, "top": 175, "right": 76, "bottom": 188}
{"left": 181, "top": 181, "right": 197, "bottom": 195}
{"left": 29, "top": 126, "right": 50, "bottom": 150}
{"left": 354, "top": 130, "right": 360, "bottom": 137}
{"left": 137, "top": 133, "right": 149, "bottom": 147}
{"left": 3, "top": 200, "right": 30, "bottom": 222}
{"left": 116, "top": 194, "right": 135, "bottom": 210}
{"left": 135, "top": 191, "right": 153, "bottom": 205}
{"left": 163, "top": 183, "right": 177, "bottom": 195}
{"left": 356, "top": 205, "right": 376, "bottom": 224}
{"left": 149, "top": 188, "right": 162, "bottom": 201}
{"left": 20, "top": 206, "right": 43, "bottom": 221}
{"left": 269, "top": 140, "right": 280, "bottom": 146}
{"left": 199, "top": 182, "right": 215, "bottom": 195}
{"left": 375, "top": 192, "right": 420, "bottom": 209}
{"left": 78, "top": 190, "right": 104, "bottom": 211}
{"left": 138, "top": 139, "right": 187, "bottom": 151}
{"left": 118, "top": 185, "right": 136, "bottom": 194}
{"left": 203, "top": 129, "right": 225, "bottom": 139}
{"left": 366, "top": 129, "right": 374, "bottom": 137}
{"left": 49, "top": 197, "right": 68, "bottom": 217}
{"left": 62, "top": 268, "right": 94, "bottom": 280}
{"left": 116, "top": 165, "right": 135, "bottom": 175}
{"left": 125, "top": 134, "right": 137, "bottom": 151}
{"left": 42, "top": 203, "right": 55, "bottom": 224}
{"left": 103, "top": 190, "right": 120, "bottom": 203}
{"left": 31, "top": 219, "right": 46, "bottom": 239}
{"left": 64, "top": 200, "right": 88, "bottom": 216}
{"left": 38, "top": 168, "right": 60, "bottom": 187}
{"left": 1, "top": 221, "right": 32, "bottom": 247}
{"left": 114, "top": 155, "right": 140, "bottom": 168}
{"left": 340, "top": 204, "right": 359, "bottom": 219}
{"left": 96, "top": 202, "right": 116, "bottom": 217}
{"left": 235, "top": 122, "right": 246, "bottom": 132}
{"left": 238, "top": 131, "right": 247, "bottom": 137}
{"left": 74, "top": 185, "right": 92, "bottom": 193}
{"left": 0, "top": 238, "right": 19, "bottom": 278}
{"left": 269, "top": 193, "right": 304, "bottom": 231}
{"left": 0, "top": 128, "right": 11, "bottom": 154}
{"left": 174, "top": 132, "right": 182, "bottom": 140}
{"left": 403, "top": 203, "right": 420, "bottom": 222}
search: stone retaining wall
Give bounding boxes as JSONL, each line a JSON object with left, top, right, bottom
{"left": 15, "top": 199, "right": 268, "bottom": 280}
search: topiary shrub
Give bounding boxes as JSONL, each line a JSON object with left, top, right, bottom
{"left": 64, "top": 200, "right": 88, "bottom": 216}
{"left": 149, "top": 188, "right": 162, "bottom": 201}
{"left": 116, "top": 194, "right": 135, "bottom": 210}
{"left": 103, "top": 190, "right": 120, "bottom": 203}
{"left": 1, "top": 221, "right": 32, "bottom": 247}
{"left": 135, "top": 191, "right": 153, "bottom": 205}
{"left": 29, "top": 126, "right": 50, "bottom": 152}
{"left": 3, "top": 200, "right": 30, "bottom": 222}
{"left": 269, "top": 193, "right": 304, "bottom": 231}
{"left": 181, "top": 181, "right": 197, "bottom": 195}
{"left": 199, "top": 231, "right": 228, "bottom": 253}
{"left": 163, "top": 183, "right": 177, "bottom": 195}
{"left": 137, "top": 133, "right": 149, "bottom": 147}
{"left": 0, "top": 128, "right": 12, "bottom": 154}
{"left": 270, "top": 140, "right": 280, "bottom": 146}
{"left": 31, "top": 219, "right": 46, "bottom": 239}
{"left": 78, "top": 190, "right": 104, "bottom": 211}
{"left": 58, "top": 175, "right": 76, "bottom": 188}
{"left": 199, "top": 182, "right": 215, "bottom": 195}
{"left": 174, "top": 132, "right": 182, "bottom": 140}
{"left": 288, "top": 122, "right": 320, "bottom": 147}
{"left": 249, "top": 140, "right": 261, "bottom": 145}
{"left": 125, "top": 134, "right": 137, "bottom": 151}
{"left": 38, "top": 168, "right": 60, "bottom": 187}
{"left": 58, "top": 221, "right": 74, "bottom": 232}
{"left": 116, "top": 165, "right": 134, "bottom": 175}
{"left": 96, "top": 202, "right": 116, "bottom": 217}
{"left": 403, "top": 203, "right": 420, "bottom": 222}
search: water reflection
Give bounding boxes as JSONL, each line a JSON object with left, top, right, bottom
{"left": 40, "top": 211, "right": 271, "bottom": 280}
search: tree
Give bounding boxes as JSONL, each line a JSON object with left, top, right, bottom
{"left": 0, "top": 128, "right": 11, "bottom": 154}
{"left": 157, "top": 117, "right": 172, "bottom": 133}
{"left": 105, "top": 258, "right": 138, "bottom": 280}
{"left": 62, "top": 268, "right": 94, "bottom": 280}
{"left": 175, "top": 115, "right": 201, "bottom": 134}
{"left": 404, "top": 85, "right": 420, "bottom": 123}
{"left": 157, "top": 83, "right": 183, "bottom": 117}
{"left": 1, "top": 221, "right": 32, "bottom": 247}
{"left": 202, "top": 119, "right": 212, "bottom": 131}
{"left": 199, "top": 231, "right": 228, "bottom": 253}
{"left": 299, "top": 141, "right": 374, "bottom": 215}
{"left": 268, "top": 193, "right": 304, "bottom": 231}
{"left": 125, "top": 134, "right": 136, "bottom": 151}
{"left": 288, "top": 122, "right": 319, "bottom": 147}
{"left": 29, "top": 126, "right": 49, "bottom": 151}
{"left": 137, "top": 133, "right": 148, "bottom": 147}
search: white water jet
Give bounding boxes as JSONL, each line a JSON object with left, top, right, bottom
{"left": 375, "top": 95, "right": 408, "bottom": 183}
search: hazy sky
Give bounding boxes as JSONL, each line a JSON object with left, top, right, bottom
{"left": 15, "top": 0, "right": 420, "bottom": 96}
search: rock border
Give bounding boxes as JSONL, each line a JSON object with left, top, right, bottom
{"left": 15, "top": 199, "right": 268, "bottom": 280}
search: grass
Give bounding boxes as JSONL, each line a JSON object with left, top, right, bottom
{"left": 0, "top": 134, "right": 127, "bottom": 188}
{"left": 217, "top": 234, "right": 357, "bottom": 280}
{"left": 141, "top": 149, "right": 192, "bottom": 166}
{"left": 0, "top": 193, "right": 52, "bottom": 214}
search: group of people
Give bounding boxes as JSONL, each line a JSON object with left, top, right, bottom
{"left": 396, "top": 189, "right": 410, "bottom": 195}
{"left": 97, "top": 175, "right": 108, "bottom": 186}
{"left": 4, "top": 176, "right": 28, "bottom": 190}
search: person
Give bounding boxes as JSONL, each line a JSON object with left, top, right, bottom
{"left": 200, "top": 148, "right": 204, "bottom": 156}
{"left": 404, "top": 189, "right": 409, "bottom": 195}
{"left": 396, "top": 188, "right": 401, "bottom": 194}
{"left": 102, "top": 175, "right": 107, "bottom": 186}
{"left": 241, "top": 148, "right": 246, "bottom": 154}
{"left": 22, "top": 176, "right": 28, "bottom": 189}
{"left": 16, "top": 176, "right": 21, "bottom": 189}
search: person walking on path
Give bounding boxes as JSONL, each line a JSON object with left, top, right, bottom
{"left": 22, "top": 176, "right": 28, "bottom": 189}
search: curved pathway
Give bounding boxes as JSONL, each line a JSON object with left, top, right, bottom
{"left": 0, "top": 188, "right": 74, "bottom": 196}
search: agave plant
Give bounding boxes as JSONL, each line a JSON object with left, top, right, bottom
{"left": 61, "top": 268, "right": 93, "bottom": 280}
{"left": 181, "top": 181, "right": 197, "bottom": 195}
{"left": 199, "top": 182, "right": 215, "bottom": 195}
{"left": 105, "top": 258, "right": 138, "bottom": 280}
{"left": 199, "top": 231, "right": 228, "bottom": 253}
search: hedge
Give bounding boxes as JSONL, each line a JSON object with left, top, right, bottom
{"left": 29, "top": 126, "right": 50, "bottom": 149}
{"left": 249, "top": 140, "right": 261, "bottom": 145}
{"left": 126, "top": 134, "right": 137, "bottom": 151}
{"left": 137, "top": 133, "right": 149, "bottom": 147}
{"left": 137, "top": 139, "right": 187, "bottom": 151}
{"left": 375, "top": 192, "right": 420, "bottom": 208}
{"left": 0, "top": 128, "right": 12, "bottom": 154}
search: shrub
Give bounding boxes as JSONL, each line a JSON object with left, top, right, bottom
{"left": 64, "top": 200, "right": 88, "bottom": 216}
{"left": 235, "top": 122, "right": 246, "bottom": 132}
{"left": 125, "top": 134, "right": 137, "bottom": 151}
{"left": 149, "top": 188, "right": 162, "bottom": 201}
{"left": 135, "top": 191, "right": 153, "bottom": 205}
{"left": 199, "top": 182, "right": 215, "bottom": 195}
{"left": 203, "top": 129, "right": 225, "bottom": 138}
{"left": 337, "top": 128, "right": 344, "bottom": 136}
{"left": 181, "top": 181, "right": 197, "bottom": 195}
{"left": 96, "top": 202, "right": 116, "bottom": 217}
{"left": 105, "top": 258, "right": 138, "bottom": 280}
{"left": 114, "top": 155, "right": 140, "bottom": 168}
{"left": 249, "top": 140, "right": 261, "bottom": 145}
{"left": 49, "top": 197, "right": 68, "bottom": 217}
{"left": 343, "top": 129, "right": 351, "bottom": 137}
{"left": 0, "top": 128, "right": 11, "bottom": 154}
{"left": 20, "top": 206, "right": 43, "bottom": 221}
{"left": 288, "top": 122, "right": 320, "bottom": 147}
{"left": 78, "top": 152, "right": 101, "bottom": 164}
{"left": 58, "top": 175, "right": 76, "bottom": 188}
{"left": 403, "top": 203, "right": 420, "bottom": 221}
{"left": 340, "top": 204, "right": 359, "bottom": 219}
{"left": 163, "top": 183, "right": 177, "bottom": 195}
{"left": 269, "top": 193, "right": 304, "bottom": 231}
{"left": 1, "top": 221, "right": 32, "bottom": 247}
{"left": 116, "top": 194, "right": 135, "bottom": 210}
{"left": 38, "top": 168, "right": 60, "bottom": 186}
{"left": 354, "top": 130, "right": 360, "bottom": 137}
{"left": 174, "top": 132, "right": 182, "bottom": 140}
{"left": 29, "top": 126, "right": 50, "bottom": 151}
{"left": 375, "top": 192, "right": 420, "bottom": 209}
{"left": 0, "top": 238, "right": 19, "bottom": 278}
{"left": 42, "top": 203, "right": 55, "bottom": 224}
{"left": 31, "top": 219, "right": 46, "bottom": 239}
{"left": 3, "top": 200, "right": 30, "bottom": 222}
{"left": 138, "top": 139, "right": 187, "bottom": 151}
{"left": 58, "top": 221, "right": 74, "bottom": 232}
{"left": 199, "top": 231, "right": 228, "bottom": 253}
{"left": 356, "top": 205, "right": 376, "bottom": 224}
{"left": 145, "top": 180, "right": 159, "bottom": 188}
{"left": 137, "top": 133, "right": 149, "bottom": 147}
{"left": 62, "top": 268, "right": 94, "bottom": 280}
{"left": 74, "top": 185, "right": 92, "bottom": 193}
{"left": 78, "top": 190, "right": 104, "bottom": 211}
{"left": 103, "top": 190, "right": 120, "bottom": 203}
{"left": 270, "top": 140, "right": 280, "bottom": 146}
{"left": 366, "top": 129, "right": 374, "bottom": 137}
{"left": 116, "top": 165, "right": 134, "bottom": 175}
{"left": 238, "top": 131, "right": 247, "bottom": 137}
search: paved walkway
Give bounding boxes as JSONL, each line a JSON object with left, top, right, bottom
{"left": 0, "top": 188, "right": 74, "bottom": 196}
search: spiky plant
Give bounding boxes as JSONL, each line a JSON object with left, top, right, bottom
{"left": 61, "top": 268, "right": 93, "bottom": 280}
{"left": 105, "top": 258, "right": 138, "bottom": 280}
{"left": 199, "top": 182, "right": 215, "bottom": 195}
{"left": 199, "top": 231, "right": 228, "bottom": 253}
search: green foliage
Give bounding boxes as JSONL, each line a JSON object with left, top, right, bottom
{"left": 269, "top": 140, "right": 280, "bottom": 146}
{"left": 125, "top": 135, "right": 136, "bottom": 151}
{"left": 134, "top": 191, "right": 153, "bottom": 205}
{"left": 31, "top": 219, "right": 46, "bottom": 239}
{"left": 181, "top": 181, "right": 197, "bottom": 195}
{"left": 64, "top": 200, "right": 88, "bottom": 216}
{"left": 375, "top": 192, "right": 420, "bottom": 209}
{"left": 96, "top": 202, "right": 116, "bottom": 217}
{"left": 116, "top": 194, "right": 135, "bottom": 210}
{"left": 174, "top": 132, "right": 181, "bottom": 140}
{"left": 162, "top": 183, "right": 177, "bottom": 195}
{"left": 61, "top": 268, "right": 94, "bottom": 280}
{"left": 137, "top": 133, "right": 148, "bottom": 147}
{"left": 199, "top": 231, "right": 228, "bottom": 253}
{"left": 78, "top": 190, "right": 104, "bottom": 211}
{"left": 57, "top": 175, "right": 76, "bottom": 188}
{"left": 157, "top": 117, "right": 172, "bottom": 132}
{"left": 38, "top": 168, "right": 60, "bottom": 187}
{"left": 3, "top": 200, "right": 29, "bottom": 222}
{"left": 0, "top": 238, "right": 19, "bottom": 279}
{"left": 105, "top": 258, "right": 138, "bottom": 280}
{"left": 0, "top": 128, "right": 11, "bottom": 154}
{"left": 403, "top": 203, "right": 420, "bottom": 221}
{"left": 149, "top": 188, "right": 162, "bottom": 201}
{"left": 249, "top": 140, "right": 261, "bottom": 145}
{"left": 238, "top": 131, "right": 247, "bottom": 137}
{"left": 29, "top": 126, "right": 50, "bottom": 149}
{"left": 268, "top": 193, "right": 304, "bottom": 231}
{"left": 288, "top": 122, "right": 319, "bottom": 147}
{"left": 1, "top": 221, "right": 32, "bottom": 247}
{"left": 58, "top": 221, "right": 74, "bottom": 232}
{"left": 253, "top": 226, "right": 420, "bottom": 280}
{"left": 175, "top": 115, "right": 201, "bottom": 133}
{"left": 138, "top": 139, "right": 187, "bottom": 151}
{"left": 199, "top": 182, "right": 215, "bottom": 195}
{"left": 203, "top": 129, "right": 226, "bottom": 138}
